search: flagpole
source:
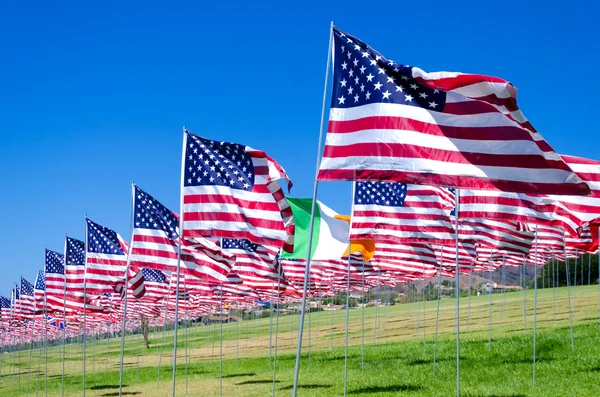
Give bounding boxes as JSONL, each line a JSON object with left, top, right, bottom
{"left": 433, "top": 248, "right": 443, "bottom": 377}
{"left": 532, "top": 225, "right": 539, "bottom": 386}
{"left": 563, "top": 232, "right": 575, "bottom": 351}
{"left": 291, "top": 21, "right": 334, "bottom": 397}
{"left": 272, "top": 257, "right": 282, "bottom": 397}
{"left": 118, "top": 182, "right": 136, "bottom": 397}
{"left": 343, "top": 243, "right": 352, "bottom": 397}
{"left": 62, "top": 236, "right": 67, "bottom": 397}
{"left": 487, "top": 257, "right": 493, "bottom": 351}
{"left": 83, "top": 216, "right": 89, "bottom": 397}
{"left": 454, "top": 188, "right": 461, "bottom": 397}
{"left": 171, "top": 126, "right": 189, "bottom": 397}
{"left": 219, "top": 283, "right": 224, "bottom": 397}
{"left": 361, "top": 259, "right": 365, "bottom": 376}
{"left": 466, "top": 267, "right": 472, "bottom": 338}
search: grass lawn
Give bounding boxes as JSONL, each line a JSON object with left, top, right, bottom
{"left": 1, "top": 285, "right": 600, "bottom": 396}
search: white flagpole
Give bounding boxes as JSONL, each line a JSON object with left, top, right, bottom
{"left": 361, "top": 259, "right": 365, "bottom": 376}
{"left": 272, "top": 257, "right": 283, "bottom": 397}
{"left": 466, "top": 267, "right": 473, "bottom": 338}
{"left": 291, "top": 21, "right": 334, "bottom": 397}
{"left": 454, "top": 188, "right": 461, "bottom": 397}
{"left": 487, "top": 257, "right": 493, "bottom": 351}
{"left": 343, "top": 243, "right": 352, "bottom": 397}
{"left": 433, "top": 247, "right": 443, "bottom": 377}
{"left": 219, "top": 283, "right": 224, "bottom": 397}
{"left": 83, "top": 217, "right": 89, "bottom": 397}
{"left": 532, "top": 225, "right": 539, "bottom": 386}
{"left": 563, "top": 232, "right": 575, "bottom": 351}
{"left": 118, "top": 183, "right": 136, "bottom": 397}
{"left": 171, "top": 126, "right": 188, "bottom": 397}
{"left": 61, "top": 238, "right": 67, "bottom": 397}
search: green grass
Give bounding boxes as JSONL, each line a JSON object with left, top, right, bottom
{"left": 1, "top": 285, "right": 600, "bottom": 396}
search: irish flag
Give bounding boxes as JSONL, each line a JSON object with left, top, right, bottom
{"left": 281, "top": 198, "right": 350, "bottom": 260}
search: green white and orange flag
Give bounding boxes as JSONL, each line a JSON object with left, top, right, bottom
{"left": 282, "top": 198, "right": 374, "bottom": 261}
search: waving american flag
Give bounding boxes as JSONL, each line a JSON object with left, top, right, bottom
{"left": 182, "top": 130, "right": 294, "bottom": 249}
{"left": 317, "top": 26, "right": 588, "bottom": 196}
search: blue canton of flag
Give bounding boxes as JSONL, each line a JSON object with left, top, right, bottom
{"left": 134, "top": 185, "right": 179, "bottom": 239}
{"left": 86, "top": 219, "right": 125, "bottom": 255}
{"left": 184, "top": 132, "right": 254, "bottom": 191}
{"left": 34, "top": 270, "right": 46, "bottom": 291}
{"left": 0, "top": 296, "right": 9, "bottom": 309}
{"left": 21, "top": 277, "right": 34, "bottom": 296}
{"left": 66, "top": 237, "right": 85, "bottom": 266}
{"left": 222, "top": 238, "right": 258, "bottom": 253}
{"left": 355, "top": 182, "right": 407, "bottom": 206}
{"left": 46, "top": 250, "right": 65, "bottom": 275}
{"left": 331, "top": 28, "right": 446, "bottom": 111}
{"left": 141, "top": 268, "right": 167, "bottom": 284}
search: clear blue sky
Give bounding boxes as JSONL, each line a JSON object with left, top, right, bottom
{"left": 1, "top": 1, "right": 597, "bottom": 294}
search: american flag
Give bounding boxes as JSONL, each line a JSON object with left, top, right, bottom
{"left": 85, "top": 218, "right": 128, "bottom": 298}
{"left": 65, "top": 237, "right": 86, "bottom": 298}
{"left": 130, "top": 185, "right": 234, "bottom": 283}
{"left": 317, "top": 27, "right": 589, "bottom": 196}
{"left": 33, "top": 270, "right": 46, "bottom": 315}
{"left": 0, "top": 296, "right": 11, "bottom": 329}
{"left": 370, "top": 242, "right": 438, "bottom": 278}
{"left": 221, "top": 239, "right": 282, "bottom": 290}
{"left": 182, "top": 130, "right": 294, "bottom": 249}
{"left": 45, "top": 249, "right": 65, "bottom": 314}
{"left": 460, "top": 219, "right": 534, "bottom": 256}
{"left": 140, "top": 269, "right": 169, "bottom": 302}
{"left": 459, "top": 189, "right": 586, "bottom": 235}
{"left": 10, "top": 284, "right": 20, "bottom": 320}
{"left": 19, "top": 277, "right": 35, "bottom": 319}
{"left": 114, "top": 266, "right": 146, "bottom": 300}
{"left": 351, "top": 181, "right": 456, "bottom": 244}
{"left": 547, "top": 155, "right": 600, "bottom": 225}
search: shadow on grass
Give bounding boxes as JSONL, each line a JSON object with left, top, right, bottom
{"left": 465, "top": 394, "right": 526, "bottom": 397}
{"left": 100, "top": 393, "right": 140, "bottom": 397}
{"left": 279, "top": 384, "right": 332, "bottom": 390}
{"left": 90, "top": 384, "right": 128, "bottom": 390}
{"left": 237, "top": 379, "right": 279, "bottom": 385}
{"left": 222, "top": 372, "right": 256, "bottom": 378}
{"left": 409, "top": 356, "right": 456, "bottom": 366}
{"left": 349, "top": 384, "right": 423, "bottom": 393}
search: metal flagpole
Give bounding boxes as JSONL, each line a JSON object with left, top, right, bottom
{"left": 433, "top": 248, "right": 443, "bottom": 377}
{"left": 598, "top": 248, "right": 600, "bottom": 327}
{"left": 500, "top": 260, "right": 506, "bottom": 324}
{"left": 170, "top": 127, "right": 188, "bottom": 397}
{"left": 522, "top": 258, "right": 527, "bottom": 333}
{"left": 118, "top": 183, "right": 136, "bottom": 397}
{"left": 43, "top": 291, "right": 49, "bottom": 397}
{"left": 466, "top": 268, "right": 472, "bottom": 338}
{"left": 269, "top": 281, "right": 274, "bottom": 368}
{"left": 487, "top": 258, "right": 493, "bottom": 351}
{"left": 106, "top": 325, "right": 110, "bottom": 376}
{"left": 553, "top": 255, "right": 557, "bottom": 326}
{"left": 291, "top": 21, "right": 334, "bottom": 397}
{"left": 136, "top": 305, "right": 141, "bottom": 385}
{"left": 588, "top": 253, "right": 591, "bottom": 307}
{"left": 343, "top": 243, "right": 352, "bottom": 397}
{"left": 533, "top": 225, "right": 539, "bottom": 386}
{"left": 26, "top": 320, "right": 34, "bottom": 396}
{"left": 219, "top": 283, "right": 224, "bottom": 397}
{"left": 574, "top": 251, "right": 578, "bottom": 310}
{"left": 330, "top": 283, "right": 334, "bottom": 350}
{"left": 361, "top": 260, "right": 365, "bottom": 376}
{"left": 157, "top": 291, "right": 170, "bottom": 386}
{"left": 453, "top": 188, "right": 461, "bottom": 397}
{"left": 422, "top": 263, "right": 426, "bottom": 346}
{"left": 373, "top": 271, "right": 380, "bottom": 351}
{"left": 83, "top": 217, "right": 89, "bottom": 397}
{"left": 272, "top": 258, "right": 282, "bottom": 397}
{"left": 563, "top": 233, "right": 575, "bottom": 351}
{"left": 36, "top": 337, "right": 43, "bottom": 397}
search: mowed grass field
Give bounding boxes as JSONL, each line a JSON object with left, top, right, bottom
{"left": 2, "top": 285, "right": 600, "bottom": 396}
